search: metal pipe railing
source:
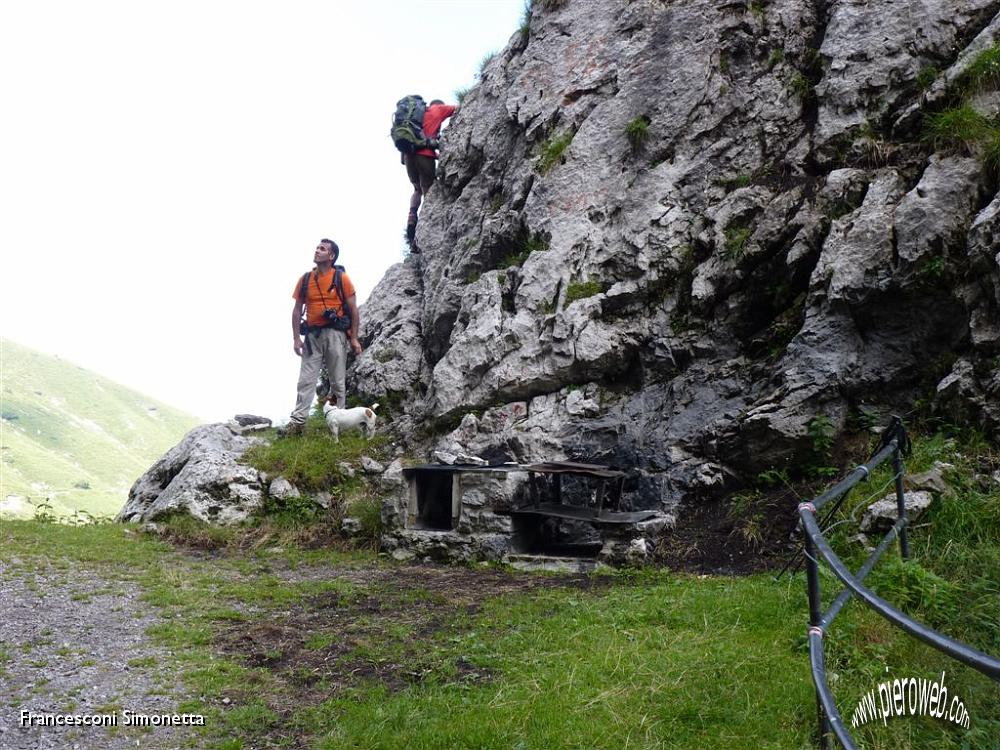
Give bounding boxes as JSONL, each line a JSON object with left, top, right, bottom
{"left": 797, "top": 417, "right": 1000, "bottom": 748}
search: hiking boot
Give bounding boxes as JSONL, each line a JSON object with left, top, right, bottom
{"left": 404, "top": 227, "right": 420, "bottom": 255}
{"left": 277, "top": 422, "right": 304, "bottom": 437}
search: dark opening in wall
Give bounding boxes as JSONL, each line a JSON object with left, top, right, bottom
{"left": 410, "top": 472, "right": 455, "bottom": 531}
{"left": 511, "top": 515, "right": 602, "bottom": 557}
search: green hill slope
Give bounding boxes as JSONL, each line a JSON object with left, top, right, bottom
{"left": 1, "top": 339, "right": 200, "bottom": 519}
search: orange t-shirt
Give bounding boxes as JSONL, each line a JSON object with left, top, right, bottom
{"left": 416, "top": 103, "right": 457, "bottom": 158}
{"left": 292, "top": 268, "right": 356, "bottom": 327}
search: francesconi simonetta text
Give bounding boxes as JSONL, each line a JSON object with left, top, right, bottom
{"left": 19, "top": 710, "right": 206, "bottom": 727}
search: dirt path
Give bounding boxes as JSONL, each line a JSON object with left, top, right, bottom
{"left": 0, "top": 560, "right": 191, "bottom": 750}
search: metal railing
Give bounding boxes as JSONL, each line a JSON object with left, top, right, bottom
{"left": 797, "top": 416, "right": 1000, "bottom": 749}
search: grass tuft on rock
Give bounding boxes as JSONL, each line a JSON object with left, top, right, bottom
{"left": 564, "top": 279, "right": 603, "bottom": 304}
{"left": 960, "top": 42, "right": 1000, "bottom": 92}
{"left": 624, "top": 115, "right": 651, "bottom": 151}
{"left": 724, "top": 225, "right": 752, "bottom": 259}
{"left": 241, "top": 415, "right": 388, "bottom": 494}
{"left": 537, "top": 130, "right": 574, "bottom": 174}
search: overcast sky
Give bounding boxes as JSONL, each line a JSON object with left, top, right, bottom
{"left": 1, "top": 0, "right": 523, "bottom": 422}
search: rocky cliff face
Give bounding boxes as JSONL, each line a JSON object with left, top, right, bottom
{"left": 352, "top": 0, "right": 1000, "bottom": 515}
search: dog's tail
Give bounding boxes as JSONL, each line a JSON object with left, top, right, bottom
{"left": 371, "top": 403, "right": 379, "bottom": 411}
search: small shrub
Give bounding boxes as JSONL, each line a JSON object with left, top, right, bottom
{"left": 73, "top": 480, "right": 91, "bottom": 490}
{"left": 31, "top": 500, "right": 57, "bottom": 524}
{"left": 805, "top": 415, "right": 838, "bottom": 477}
{"left": 807, "top": 415, "right": 835, "bottom": 457}
{"left": 915, "top": 64, "right": 938, "bottom": 91}
{"left": 918, "top": 255, "right": 946, "bottom": 282}
{"left": 749, "top": 1, "right": 766, "bottom": 20}
{"left": 959, "top": 42, "right": 1000, "bottom": 92}
{"left": 789, "top": 72, "right": 813, "bottom": 101}
{"left": 537, "top": 130, "right": 574, "bottom": 174}
{"left": 489, "top": 193, "right": 504, "bottom": 212}
{"left": 624, "top": 115, "right": 651, "bottom": 151}
{"left": 564, "top": 279, "right": 603, "bottom": 304}
{"left": 347, "top": 495, "right": 383, "bottom": 549}
{"left": 767, "top": 48, "right": 784, "bottom": 69}
{"left": 756, "top": 468, "right": 791, "bottom": 489}
{"left": 723, "top": 226, "right": 752, "bottom": 259}
{"left": 454, "top": 86, "right": 470, "bottom": 105}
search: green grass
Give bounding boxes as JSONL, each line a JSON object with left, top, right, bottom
{"left": 718, "top": 173, "right": 752, "bottom": 191}
{"left": 241, "top": 414, "right": 388, "bottom": 495}
{"left": 497, "top": 231, "right": 549, "bottom": 269}
{"left": 960, "top": 42, "right": 1000, "bottom": 92}
{"left": 564, "top": 279, "right": 603, "bottom": 305}
{"left": 916, "top": 64, "right": 939, "bottom": 91}
{"left": 477, "top": 51, "right": 497, "bottom": 81}
{"left": 537, "top": 130, "right": 574, "bottom": 174}
{"left": 624, "top": 115, "right": 651, "bottom": 151}
{"left": 924, "top": 105, "right": 994, "bottom": 149}
{"left": 346, "top": 494, "right": 383, "bottom": 547}
{"left": 454, "top": 86, "right": 470, "bottom": 105}
{"left": 923, "top": 105, "right": 1000, "bottom": 173}
{"left": 1, "top": 429, "right": 996, "bottom": 750}
{"left": 0, "top": 338, "right": 199, "bottom": 519}
{"left": 789, "top": 72, "right": 813, "bottom": 101}
{"left": 724, "top": 225, "right": 752, "bottom": 259}
{"left": 768, "top": 48, "right": 785, "bottom": 69}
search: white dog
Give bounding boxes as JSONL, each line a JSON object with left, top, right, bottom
{"left": 323, "top": 401, "right": 378, "bottom": 442}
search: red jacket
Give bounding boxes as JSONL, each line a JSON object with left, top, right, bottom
{"left": 417, "top": 104, "right": 456, "bottom": 158}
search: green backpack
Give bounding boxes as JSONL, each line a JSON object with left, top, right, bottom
{"left": 390, "top": 95, "right": 436, "bottom": 154}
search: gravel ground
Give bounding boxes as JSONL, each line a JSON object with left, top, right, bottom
{"left": 0, "top": 560, "right": 195, "bottom": 750}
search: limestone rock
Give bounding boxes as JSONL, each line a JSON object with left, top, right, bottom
{"left": 116, "top": 424, "right": 266, "bottom": 526}
{"left": 268, "top": 477, "right": 300, "bottom": 501}
{"left": 860, "top": 491, "right": 935, "bottom": 534}
{"left": 904, "top": 461, "right": 955, "bottom": 495}
{"left": 345, "top": 0, "right": 1000, "bottom": 525}
{"left": 361, "top": 456, "right": 385, "bottom": 475}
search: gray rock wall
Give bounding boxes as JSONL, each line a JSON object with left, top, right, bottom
{"left": 352, "top": 0, "right": 1000, "bottom": 513}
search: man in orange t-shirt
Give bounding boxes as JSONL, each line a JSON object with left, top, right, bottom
{"left": 404, "top": 99, "right": 456, "bottom": 249}
{"left": 285, "top": 239, "right": 363, "bottom": 433}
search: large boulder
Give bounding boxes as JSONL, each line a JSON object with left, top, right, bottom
{"left": 116, "top": 424, "right": 267, "bottom": 526}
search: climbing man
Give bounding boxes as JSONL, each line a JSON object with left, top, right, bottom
{"left": 398, "top": 97, "right": 456, "bottom": 249}
{"left": 283, "top": 239, "right": 363, "bottom": 435}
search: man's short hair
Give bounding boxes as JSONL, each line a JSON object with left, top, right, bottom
{"left": 319, "top": 238, "right": 340, "bottom": 262}
{"left": 429, "top": 99, "right": 444, "bottom": 106}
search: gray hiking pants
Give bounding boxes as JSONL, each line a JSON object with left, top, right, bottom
{"left": 290, "top": 327, "right": 347, "bottom": 424}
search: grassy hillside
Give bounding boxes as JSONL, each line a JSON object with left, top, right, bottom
{"left": 0, "top": 338, "right": 200, "bottom": 519}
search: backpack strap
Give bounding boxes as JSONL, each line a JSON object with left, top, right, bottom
{"left": 328, "top": 266, "right": 352, "bottom": 327}
{"left": 298, "top": 271, "right": 311, "bottom": 303}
